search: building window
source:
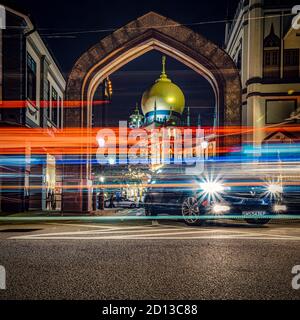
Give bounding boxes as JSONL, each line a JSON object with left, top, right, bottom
{"left": 265, "top": 100, "right": 296, "bottom": 124}
{"left": 26, "top": 53, "right": 37, "bottom": 102}
{"left": 263, "top": 23, "right": 281, "bottom": 79}
{"left": 284, "top": 49, "right": 299, "bottom": 79}
{"left": 51, "top": 87, "right": 58, "bottom": 125}
{"left": 263, "top": 50, "right": 280, "bottom": 79}
{"left": 264, "top": 50, "right": 279, "bottom": 66}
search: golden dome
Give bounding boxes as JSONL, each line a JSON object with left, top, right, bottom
{"left": 141, "top": 56, "right": 185, "bottom": 118}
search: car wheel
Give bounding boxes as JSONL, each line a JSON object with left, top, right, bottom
{"left": 245, "top": 218, "right": 271, "bottom": 226}
{"left": 182, "top": 196, "right": 204, "bottom": 226}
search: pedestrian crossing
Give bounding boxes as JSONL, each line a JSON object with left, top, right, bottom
{"left": 8, "top": 222, "right": 300, "bottom": 241}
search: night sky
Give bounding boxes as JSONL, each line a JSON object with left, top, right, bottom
{"left": 10, "top": 0, "right": 241, "bottom": 126}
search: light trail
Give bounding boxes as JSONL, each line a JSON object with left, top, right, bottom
{"left": 0, "top": 100, "right": 109, "bottom": 108}
{"left": 0, "top": 126, "right": 299, "bottom": 156}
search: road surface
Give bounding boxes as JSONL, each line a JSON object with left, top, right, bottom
{"left": 0, "top": 219, "right": 300, "bottom": 299}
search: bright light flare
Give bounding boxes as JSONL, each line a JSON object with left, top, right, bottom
{"left": 201, "top": 141, "right": 209, "bottom": 149}
{"left": 108, "top": 157, "right": 116, "bottom": 165}
{"left": 200, "top": 181, "right": 225, "bottom": 194}
{"left": 198, "top": 175, "right": 226, "bottom": 204}
{"left": 97, "top": 137, "right": 106, "bottom": 148}
{"left": 267, "top": 184, "right": 283, "bottom": 194}
{"left": 99, "top": 176, "right": 105, "bottom": 183}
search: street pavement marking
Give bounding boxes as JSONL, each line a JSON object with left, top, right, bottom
{"left": 9, "top": 235, "right": 300, "bottom": 241}
{"left": 44, "top": 222, "right": 121, "bottom": 229}
{"left": 44, "top": 221, "right": 169, "bottom": 230}
{"left": 11, "top": 226, "right": 223, "bottom": 239}
{"left": 8, "top": 223, "right": 300, "bottom": 241}
{"left": 119, "top": 229, "right": 237, "bottom": 238}
{"left": 228, "top": 231, "right": 300, "bottom": 239}
{"left": 9, "top": 228, "right": 197, "bottom": 239}
{"left": 10, "top": 227, "right": 197, "bottom": 239}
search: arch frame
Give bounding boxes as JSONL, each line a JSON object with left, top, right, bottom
{"left": 65, "top": 11, "right": 242, "bottom": 129}
{"left": 63, "top": 12, "right": 242, "bottom": 212}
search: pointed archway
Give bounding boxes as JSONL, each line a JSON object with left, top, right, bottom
{"left": 65, "top": 11, "right": 241, "bottom": 128}
{"left": 63, "top": 12, "right": 242, "bottom": 212}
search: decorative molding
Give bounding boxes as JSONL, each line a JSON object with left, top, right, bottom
{"left": 247, "top": 91, "right": 300, "bottom": 99}
{"left": 246, "top": 77, "right": 300, "bottom": 86}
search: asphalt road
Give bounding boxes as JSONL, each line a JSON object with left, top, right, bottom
{"left": 0, "top": 219, "right": 300, "bottom": 300}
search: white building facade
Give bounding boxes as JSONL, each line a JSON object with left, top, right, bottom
{"left": 225, "top": 0, "right": 300, "bottom": 146}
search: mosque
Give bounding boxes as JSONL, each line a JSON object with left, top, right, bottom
{"left": 129, "top": 56, "right": 189, "bottom": 129}
{"left": 127, "top": 55, "right": 217, "bottom": 170}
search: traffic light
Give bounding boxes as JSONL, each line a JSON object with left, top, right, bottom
{"left": 107, "top": 77, "right": 113, "bottom": 98}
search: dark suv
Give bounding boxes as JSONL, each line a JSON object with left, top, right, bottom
{"left": 144, "top": 173, "right": 285, "bottom": 226}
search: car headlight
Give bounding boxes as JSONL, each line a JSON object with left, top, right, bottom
{"left": 200, "top": 182, "right": 225, "bottom": 194}
{"left": 267, "top": 184, "right": 283, "bottom": 194}
{"left": 212, "top": 204, "right": 230, "bottom": 214}
{"left": 274, "top": 204, "right": 287, "bottom": 213}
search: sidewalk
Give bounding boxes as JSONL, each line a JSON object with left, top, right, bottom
{"left": 1, "top": 210, "right": 299, "bottom": 224}
{"left": 1, "top": 209, "right": 119, "bottom": 217}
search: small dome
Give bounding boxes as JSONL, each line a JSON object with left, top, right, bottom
{"left": 141, "top": 56, "right": 185, "bottom": 121}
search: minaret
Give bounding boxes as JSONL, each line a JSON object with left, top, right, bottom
{"left": 129, "top": 103, "right": 144, "bottom": 128}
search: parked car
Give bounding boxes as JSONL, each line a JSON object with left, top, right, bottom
{"left": 143, "top": 174, "right": 286, "bottom": 226}
{"left": 105, "top": 197, "right": 139, "bottom": 209}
